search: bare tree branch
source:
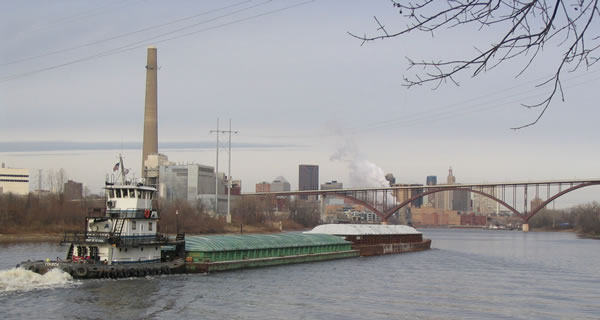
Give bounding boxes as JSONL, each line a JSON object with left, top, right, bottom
{"left": 350, "top": 0, "right": 600, "bottom": 129}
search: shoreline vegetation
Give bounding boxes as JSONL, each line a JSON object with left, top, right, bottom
{"left": 1, "top": 194, "right": 599, "bottom": 243}
{"left": 0, "top": 193, "right": 319, "bottom": 243}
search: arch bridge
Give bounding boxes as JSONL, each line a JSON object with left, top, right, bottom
{"left": 246, "top": 179, "right": 600, "bottom": 231}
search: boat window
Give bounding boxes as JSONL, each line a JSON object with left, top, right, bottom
{"left": 132, "top": 221, "right": 136, "bottom": 230}
{"left": 137, "top": 190, "right": 142, "bottom": 199}
{"left": 147, "top": 191, "right": 153, "bottom": 199}
{"left": 109, "top": 190, "right": 114, "bottom": 198}
{"left": 129, "top": 189, "right": 135, "bottom": 198}
{"left": 115, "top": 189, "right": 121, "bottom": 198}
{"left": 123, "top": 189, "right": 128, "bottom": 197}
{"left": 149, "top": 222, "right": 153, "bottom": 231}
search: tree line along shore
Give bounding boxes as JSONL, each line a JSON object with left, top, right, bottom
{"left": 0, "top": 193, "right": 320, "bottom": 242}
{"left": 1, "top": 193, "right": 599, "bottom": 242}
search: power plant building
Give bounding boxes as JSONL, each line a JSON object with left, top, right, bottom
{"left": 158, "top": 163, "right": 230, "bottom": 213}
{"left": 0, "top": 165, "right": 29, "bottom": 195}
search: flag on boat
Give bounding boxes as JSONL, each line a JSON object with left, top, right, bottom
{"left": 113, "top": 162, "right": 120, "bottom": 171}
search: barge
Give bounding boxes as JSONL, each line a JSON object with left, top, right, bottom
{"left": 304, "top": 224, "right": 431, "bottom": 256}
{"left": 185, "top": 233, "right": 359, "bottom": 273}
{"left": 18, "top": 156, "right": 185, "bottom": 279}
{"left": 184, "top": 224, "right": 430, "bottom": 273}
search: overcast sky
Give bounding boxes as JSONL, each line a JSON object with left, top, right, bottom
{"left": 2, "top": 0, "right": 600, "bottom": 208}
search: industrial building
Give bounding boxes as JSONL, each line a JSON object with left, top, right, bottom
{"left": 158, "top": 163, "right": 232, "bottom": 214}
{"left": 0, "top": 164, "right": 29, "bottom": 195}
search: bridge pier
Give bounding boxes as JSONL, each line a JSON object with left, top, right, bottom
{"left": 320, "top": 195, "right": 327, "bottom": 223}
{"left": 522, "top": 223, "right": 529, "bottom": 232}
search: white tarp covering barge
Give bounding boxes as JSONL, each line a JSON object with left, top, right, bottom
{"left": 304, "top": 224, "right": 421, "bottom": 236}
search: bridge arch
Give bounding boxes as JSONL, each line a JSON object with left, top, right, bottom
{"left": 382, "top": 187, "right": 524, "bottom": 221}
{"left": 525, "top": 182, "right": 600, "bottom": 221}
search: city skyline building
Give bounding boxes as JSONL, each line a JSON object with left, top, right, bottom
{"left": 271, "top": 176, "right": 291, "bottom": 192}
{"left": 426, "top": 175, "right": 437, "bottom": 206}
{"left": 63, "top": 180, "right": 83, "bottom": 200}
{"left": 320, "top": 180, "right": 343, "bottom": 190}
{"left": 299, "top": 164, "right": 318, "bottom": 200}
{"left": 255, "top": 181, "right": 270, "bottom": 193}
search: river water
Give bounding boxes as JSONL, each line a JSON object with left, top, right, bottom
{"left": 1, "top": 229, "right": 599, "bottom": 320}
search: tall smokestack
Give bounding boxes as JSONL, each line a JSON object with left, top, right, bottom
{"left": 142, "top": 46, "right": 158, "bottom": 177}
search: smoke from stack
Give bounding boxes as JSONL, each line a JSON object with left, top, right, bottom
{"left": 330, "top": 138, "right": 389, "bottom": 188}
{"left": 141, "top": 46, "right": 158, "bottom": 176}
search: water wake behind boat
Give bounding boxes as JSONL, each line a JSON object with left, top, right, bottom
{"left": 0, "top": 268, "right": 76, "bottom": 293}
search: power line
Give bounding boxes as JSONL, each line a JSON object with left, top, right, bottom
{"left": 241, "top": 70, "right": 600, "bottom": 140}
{"left": 23, "top": 0, "right": 136, "bottom": 33}
{"left": 0, "top": 0, "right": 314, "bottom": 83}
{"left": 1, "top": 0, "right": 253, "bottom": 67}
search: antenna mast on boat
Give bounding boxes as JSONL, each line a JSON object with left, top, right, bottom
{"left": 119, "top": 154, "right": 126, "bottom": 184}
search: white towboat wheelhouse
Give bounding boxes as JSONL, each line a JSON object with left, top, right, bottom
{"left": 61, "top": 156, "right": 176, "bottom": 265}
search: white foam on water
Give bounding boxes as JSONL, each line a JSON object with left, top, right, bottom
{"left": 0, "top": 268, "right": 77, "bottom": 293}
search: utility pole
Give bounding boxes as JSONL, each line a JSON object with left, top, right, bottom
{"left": 210, "top": 118, "right": 238, "bottom": 223}
{"left": 210, "top": 119, "right": 220, "bottom": 216}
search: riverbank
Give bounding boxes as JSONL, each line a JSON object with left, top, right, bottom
{"left": 0, "top": 222, "right": 310, "bottom": 244}
{"left": 577, "top": 233, "right": 600, "bottom": 239}
{"left": 0, "top": 234, "right": 63, "bottom": 244}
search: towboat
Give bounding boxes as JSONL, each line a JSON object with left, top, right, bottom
{"left": 18, "top": 156, "right": 185, "bottom": 279}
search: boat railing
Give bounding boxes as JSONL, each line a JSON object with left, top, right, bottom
{"left": 61, "top": 231, "right": 112, "bottom": 245}
{"left": 106, "top": 208, "right": 158, "bottom": 219}
{"left": 61, "top": 231, "right": 174, "bottom": 246}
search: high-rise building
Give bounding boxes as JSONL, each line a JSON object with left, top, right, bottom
{"left": 0, "top": 164, "right": 29, "bottom": 195}
{"left": 321, "top": 180, "right": 343, "bottom": 190}
{"left": 447, "top": 167, "right": 456, "bottom": 184}
{"left": 392, "top": 184, "right": 423, "bottom": 208}
{"left": 410, "top": 184, "right": 424, "bottom": 208}
{"left": 425, "top": 175, "right": 437, "bottom": 206}
{"left": 63, "top": 180, "right": 83, "bottom": 200}
{"left": 256, "top": 182, "right": 270, "bottom": 193}
{"left": 426, "top": 176, "right": 437, "bottom": 186}
{"left": 472, "top": 186, "right": 499, "bottom": 215}
{"left": 436, "top": 167, "right": 455, "bottom": 210}
{"left": 299, "top": 165, "right": 318, "bottom": 200}
{"left": 452, "top": 189, "right": 472, "bottom": 212}
{"left": 271, "top": 176, "right": 291, "bottom": 192}
{"left": 321, "top": 180, "right": 344, "bottom": 206}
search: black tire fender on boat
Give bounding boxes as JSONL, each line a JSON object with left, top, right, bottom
{"left": 27, "top": 265, "right": 37, "bottom": 273}
{"left": 75, "top": 266, "right": 88, "bottom": 278}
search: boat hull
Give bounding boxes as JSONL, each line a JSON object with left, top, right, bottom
{"left": 352, "top": 239, "right": 432, "bottom": 256}
{"left": 18, "top": 258, "right": 185, "bottom": 279}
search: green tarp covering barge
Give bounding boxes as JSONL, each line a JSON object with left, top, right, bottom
{"left": 185, "top": 233, "right": 359, "bottom": 273}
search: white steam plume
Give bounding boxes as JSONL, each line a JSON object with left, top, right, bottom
{"left": 330, "top": 137, "right": 395, "bottom": 207}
